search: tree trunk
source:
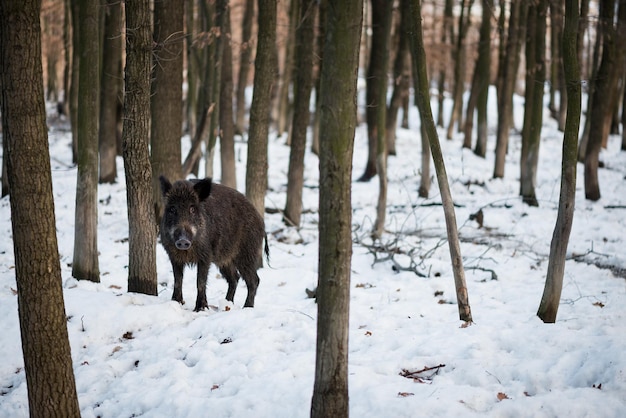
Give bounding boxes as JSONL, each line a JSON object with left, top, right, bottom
{"left": 407, "top": 0, "right": 473, "bottom": 323}
{"left": 151, "top": 0, "right": 184, "bottom": 223}
{"left": 283, "top": 0, "right": 317, "bottom": 227}
{"left": 584, "top": 0, "right": 626, "bottom": 201}
{"left": 69, "top": 0, "right": 79, "bottom": 163}
{"left": 220, "top": 2, "right": 237, "bottom": 189}
{"left": 73, "top": 0, "right": 100, "bottom": 283}
{"left": 446, "top": 0, "right": 474, "bottom": 140}
{"left": 311, "top": 1, "right": 363, "bottom": 416}
{"left": 123, "top": 0, "right": 158, "bottom": 296}
{"left": 437, "top": 0, "right": 453, "bottom": 128}
{"left": 373, "top": 0, "right": 393, "bottom": 239}
{"left": 549, "top": 0, "right": 567, "bottom": 131}
{"left": 246, "top": 0, "right": 276, "bottom": 218}
{"left": 520, "top": 0, "right": 547, "bottom": 207}
{"left": 358, "top": 0, "right": 390, "bottom": 182}
{"left": 538, "top": 0, "right": 581, "bottom": 323}
{"left": 310, "top": 0, "right": 327, "bottom": 156}
{"left": 463, "top": 0, "right": 492, "bottom": 156}
{"left": 235, "top": 0, "right": 255, "bottom": 134}
{"left": 0, "top": 0, "right": 81, "bottom": 414}
{"left": 493, "top": 0, "right": 523, "bottom": 178}
{"left": 277, "top": 0, "right": 299, "bottom": 139}
{"left": 99, "top": 0, "right": 123, "bottom": 184}
{"left": 386, "top": 7, "right": 411, "bottom": 157}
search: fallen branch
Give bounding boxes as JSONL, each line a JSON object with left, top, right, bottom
{"left": 400, "top": 364, "right": 446, "bottom": 383}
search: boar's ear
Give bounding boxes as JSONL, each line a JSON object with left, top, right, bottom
{"left": 159, "top": 175, "right": 172, "bottom": 196}
{"left": 194, "top": 178, "right": 213, "bottom": 201}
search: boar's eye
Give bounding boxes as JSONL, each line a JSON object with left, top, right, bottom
{"left": 189, "top": 205, "right": 196, "bottom": 215}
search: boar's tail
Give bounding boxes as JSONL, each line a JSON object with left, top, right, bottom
{"left": 263, "top": 233, "right": 271, "bottom": 267}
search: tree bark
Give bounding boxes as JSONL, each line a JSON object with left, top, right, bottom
{"left": 385, "top": 4, "right": 411, "bottom": 156}
{"left": 584, "top": 0, "right": 626, "bottom": 201}
{"left": 463, "top": 0, "right": 492, "bottom": 156}
{"left": 220, "top": 2, "right": 237, "bottom": 189}
{"left": 73, "top": 0, "right": 100, "bottom": 282}
{"left": 235, "top": 0, "right": 255, "bottom": 134}
{"left": 283, "top": 0, "right": 317, "bottom": 227}
{"left": 0, "top": 0, "right": 81, "bottom": 414}
{"left": 123, "top": 0, "right": 158, "bottom": 296}
{"left": 446, "top": 0, "right": 474, "bottom": 140}
{"left": 246, "top": 0, "right": 276, "bottom": 218}
{"left": 493, "top": 0, "right": 524, "bottom": 178}
{"left": 538, "top": 0, "right": 581, "bottom": 323}
{"left": 151, "top": 0, "right": 184, "bottom": 224}
{"left": 373, "top": 0, "right": 393, "bottom": 239}
{"left": 99, "top": 0, "right": 123, "bottom": 184}
{"left": 520, "top": 0, "right": 547, "bottom": 207}
{"left": 407, "top": 0, "right": 473, "bottom": 323}
{"left": 276, "top": 0, "right": 299, "bottom": 139}
{"left": 310, "top": 1, "right": 363, "bottom": 416}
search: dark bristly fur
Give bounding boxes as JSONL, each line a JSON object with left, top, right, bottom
{"left": 159, "top": 176, "right": 269, "bottom": 310}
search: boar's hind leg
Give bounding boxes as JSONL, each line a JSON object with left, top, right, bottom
{"left": 194, "top": 262, "right": 210, "bottom": 312}
{"left": 219, "top": 264, "right": 240, "bottom": 303}
{"left": 172, "top": 262, "right": 185, "bottom": 304}
{"left": 239, "top": 265, "right": 260, "bottom": 308}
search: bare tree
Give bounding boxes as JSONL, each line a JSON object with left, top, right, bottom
{"left": 358, "top": 0, "right": 391, "bottom": 182}
{"left": 538, "top": 0, "right": 582, "bottom": 323}
{"left": 463, "top": 0, "right": 492, "bottom": 157}
{"left": 493, "top": 0, "right": 525, "bottom": 179}
{"left": 123, "top": 0, "right": 158, "bottom": 295}
{"left": 73, "top": 0, "right": 100, "bottom": 282}
{"left": 407, "top": 0, "right": 472, "bottom": 323}
{"left": 246, "top": 0, "right": 276, "bottom": 218}
{"left": 283, "top": 0, "right": 317, "bottom": 227}
{"left": 311, "top": 1, "right": 363, "bottom": 416}
{"left": 372, "top": 0, "right": 393, "bottom": 239}
{"left": 446, "top": 0, "right": 474, "bottom": 140}
{"left": 235, "top": 0, "right": 255, "bottom": 134}
{"left": 520, "top": 0, "right": 547, "bottom": 207}
{"left": 0, "top": 0, "right": 80, "bottom": 414}
{"left": 99, "top": 0, "right": 123, "bottom": 184}
{"left": 220, "top": 1, "right": 237, "bottom": 188}
{"left": 584, "top": 0, "right": 626, "bottom": 201}
{"left": 151, "top": 0, "right": 184, "bottom": 221}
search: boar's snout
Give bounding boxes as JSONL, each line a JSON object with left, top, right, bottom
{"left": 175, "top": 237, "right": 192, "bottom": 250}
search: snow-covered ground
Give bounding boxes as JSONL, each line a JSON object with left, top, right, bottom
{"left": 1, "top": 89, "right": 625, "bottom": 417}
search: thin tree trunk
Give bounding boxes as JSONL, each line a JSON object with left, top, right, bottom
{"left": 408, "top": 0, "right": 472, "bottom": 323}
{"left": 311, "top": 1, "right": 363, "bottom": 415}
{"left": 151, "top": 0, "right": 184, "bottom": 222}
{"left": 123, "top": 0, "right": 158, "bottom": 296}
{"left": 538, "top": 0, "right": 581, "bottom": 324}
{"left": 235, "top": 0, "right": 254, "bottom": 134}
{"left": 99, "top": 0, "right": 123, "bottom": 184}
{"left": 283, "top": 0, "right": 317, "bottom": 227}
{"left": 463, "top": 0, "right": 492, "bottom": 156}
{"left": 446, "top": 0, "right": 474, "bottom": 140}
{"left": 246, "top": 0, "right": 276, "bottom": 218}
{"left": 437, "top": 0, "right": 453, "bottom": 128}
{"left": 386, "top": 7, "right": 411, "bottom": 156}
{"left": 584, "top": 0, "right": 626, "bottom": 201}
{"left": 373, "top": 0, "right": 393, "bottom": 239}
{"left": 277, "top": 0, "right": 299, "bottom": 139}
{"left": 220, "top": 2, "right": 237, "bottom": 188}
{"left": 520, "top": 1, "right": 547, "bottom": 207}
{"left": 73, "top": 0, "right": 100, "bottom": 283}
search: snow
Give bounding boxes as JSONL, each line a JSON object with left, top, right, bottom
{"left": 1, "top": 89, "right": 625, "bottom": 417}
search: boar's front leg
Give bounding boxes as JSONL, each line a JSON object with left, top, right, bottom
{"left": 194, "top": 262, "right": 210, "bottom": 311}
{"left": 171, "top": 261, "right": 185, "bottom": 305}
